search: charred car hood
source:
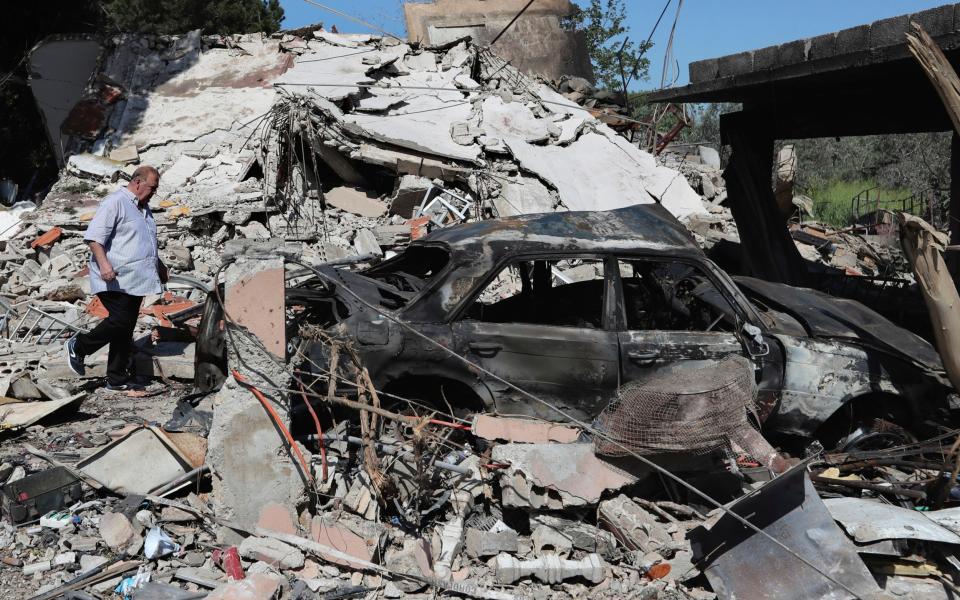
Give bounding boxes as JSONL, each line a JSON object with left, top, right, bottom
{"left": 734, "top": 276, "right": 944, "bottom": 371}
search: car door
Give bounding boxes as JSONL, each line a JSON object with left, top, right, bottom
{"left": 615, "top": 258, "right": 747, "bottom": 386}
{"left": 451, "top": 256, "right": 620, "bottom": 421}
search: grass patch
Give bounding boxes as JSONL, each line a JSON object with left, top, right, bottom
{"left": 805, "top": 179, "right": 911, "bottom": 227}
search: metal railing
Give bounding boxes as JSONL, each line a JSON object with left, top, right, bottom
{"left": 849, "top": 186, "right": 949, "bottom": 229}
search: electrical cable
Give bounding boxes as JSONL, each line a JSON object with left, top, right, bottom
{"left": 297, "top": 48, "right": 378, "bottom": 63}
{"left": 300, "top": 0, "right": 403, "bottom": 43}
{"left": 299, "top": 380, "right": 328, "bottom": 480}
{"left": 643, "top": 0, "right": 674, "bottom": 50}
{"left": 233, "top": 370, "right": 314, "bottom": 485}
{"left": 282, "top": 258, "right": 865, "bottom": 599}
{"left": 490, "top": 0, "right": 536, "bottom": 47}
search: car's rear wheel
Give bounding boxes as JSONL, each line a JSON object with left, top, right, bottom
{"left": 815, "top": 395, "right": 917, "bottom": 452}
{"left": 836, "top": 417, "right": 916, "bottom": 452}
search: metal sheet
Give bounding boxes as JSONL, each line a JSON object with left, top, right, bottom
{"left": 689, "top": 465, "right": 881, "bottom": 600}
{"left": 77, "top": 426, "right": 192, "bottom": 495}
{"left": 825, "top": 497, "right": 960, "bottom": 544}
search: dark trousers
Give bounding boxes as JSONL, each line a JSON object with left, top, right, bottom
{"left": 74, "top": 291, "right": 143, "bottom": 385}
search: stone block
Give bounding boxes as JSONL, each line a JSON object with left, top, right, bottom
{"left": 353, "top": 228, "right": 382, "bottom": 257}
{"left": 310, "top": 518, "right": 374, "bottom": 569}
{"left": 207, "top": 573, "right": 284, "bottom": 600}
{"left": 389, "top": 175, "right": 432, "bottom": 218}
{"left": 325, "top": 186, "right": 387, "bottom": 218}
{"left": 257, "top": 502, "right": 297, "bottom": 536}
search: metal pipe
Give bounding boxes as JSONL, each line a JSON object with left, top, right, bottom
{"left": 300, "top": 433, "right": 473, "bottom": 476}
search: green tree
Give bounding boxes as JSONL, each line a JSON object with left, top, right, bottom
{"left": 562, "top": 0, "right": 651, "bottom": 92}
{"left": 101, "top": 0, "right": 285, "bottom": 35}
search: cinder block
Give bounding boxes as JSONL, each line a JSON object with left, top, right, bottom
{"left": 689, "top": 58, "right": 719, "bottom": 83}
{"left": 717, "top": 51, "right": 753, "bottom": 78}
{"left": 835, "top": 24, "right": 870, "bottom": 55}
{"left": 869, "top": 14, "right": 910, "bottom": 48}
{"left": 910, "top": 5, "right": 955, "bottom": 37}
{"left": 807, "top": 32, "right": 837, "bottom": 61}
{"left": 776, "top": 40, "right": 806, "bottom": 67}
{"left": 752, "top": 45, "right": 778, "bottom": 71}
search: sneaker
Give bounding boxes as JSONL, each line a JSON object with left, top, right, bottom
{"left": 104, "top": 381, "right": 145, "bottom": 392}
{"left": 64, "top": 337, "right": 85, "bottom": 376}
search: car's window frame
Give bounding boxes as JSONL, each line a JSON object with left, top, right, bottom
{"left": 368, "top": 241, "right": 458, "bottom": 316}
{"left": 610, "top": 254, "right": 759, "bottom": 333}
{"left": 448, "top": 252, "right": 618, "bottom": 331}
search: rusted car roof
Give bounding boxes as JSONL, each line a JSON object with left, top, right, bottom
{"left": 421, "top": 204, "right": 700, "bottom": 255}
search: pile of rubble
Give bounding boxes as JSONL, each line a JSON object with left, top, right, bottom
{"left": 0, "top": 25, "right": 712, "bottom": 438}
{"left": 0, "top": 23, "right": 958, "bottom": 600}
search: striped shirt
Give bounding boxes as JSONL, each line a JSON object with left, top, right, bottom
{"left": 84, "top": 186, "right": 162, "bottom": 297}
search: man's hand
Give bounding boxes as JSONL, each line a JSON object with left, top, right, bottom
{"left": 158, "top": 260, "right": 169, "bottom": 284}
{"left": 88, "top": 241, "right": 116, "bottom": 282}
{"left": 99, "top": 261, "right": 117, "bottom": 282}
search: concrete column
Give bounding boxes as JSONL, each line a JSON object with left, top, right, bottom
{"left": 207, "top": 257, "right": 308, "bottom": 543}
{"left": 721, "top": 111, "right": 807, "bottom": 286}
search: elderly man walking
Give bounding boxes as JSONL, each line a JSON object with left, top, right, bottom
{"left": 65, "top": 166, "right": 168, "bottom": 390}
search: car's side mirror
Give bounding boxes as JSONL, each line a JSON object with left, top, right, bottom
{"left": 741, "top": 323, "right": 770, "bottom": 358}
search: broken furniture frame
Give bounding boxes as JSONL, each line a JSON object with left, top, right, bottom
{"left": 415, "top": 184, "right": 473, "bottom": 227}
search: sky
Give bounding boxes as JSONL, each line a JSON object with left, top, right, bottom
{"left": 279, "top": 0, "right": 951, "bottom": 89}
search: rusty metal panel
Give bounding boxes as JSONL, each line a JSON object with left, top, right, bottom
{"left": 689, "top": 465, "right": 881, "bottom": 600}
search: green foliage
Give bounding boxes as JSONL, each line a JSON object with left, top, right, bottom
{"left": 790, "top": 133, "right": 950, "bottom": 196}
{"left": 101, "top": 0, "right": 285, "bottom": 35}
{"left": 563, "top": 0, "right": 651, "bottom": 92}
{"left": 805, "top": 179, "right": 898, "bottom": 226}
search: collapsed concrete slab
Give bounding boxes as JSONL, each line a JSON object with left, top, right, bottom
{"left": 492, "top": 443, "right": 640, "bottom": 509}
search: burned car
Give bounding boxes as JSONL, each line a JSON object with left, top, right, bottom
{"left": 199, "top": 205, "right": 954, "bottom": 450}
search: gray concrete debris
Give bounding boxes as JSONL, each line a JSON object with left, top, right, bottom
{"left": 698, "top": 145, "right": 721, "bottom": 169}
{"left": 599, "top": 495, "right": 673, "bottom": 554}
{"left": 66, "top": 154, "right": 123, "bottom": 179}
{"left": 0, "top": 19, "right": 933, "bottom": 600}
{"left": 492, "top": 443, "right": 640, "bottom": 509}
{"left": 238, "top": 535, "right": 306, "bottom": 570}
{"left": 531, "top": 514, "right": 619, "bottom": 560}
{"left": 389, "top": 175, "right": 433, "bottom": 218}
{"left": 98, "top": 512, "right": 138, "bottom": 551}
{"left": 352, "top": 228, "right": 382, "bottom": 257}
{"left": 531, "top": 524, "right": 573, "bottom": 558}
{"left": 465, "top": 527, "right": 519, "bottom": 558}
{"left": 325, "top": 187, "right": 387, "bottom": 218}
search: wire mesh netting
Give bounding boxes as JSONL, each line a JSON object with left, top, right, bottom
{"left": 594, "top": 355, "right": 757, "bottom": 456}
